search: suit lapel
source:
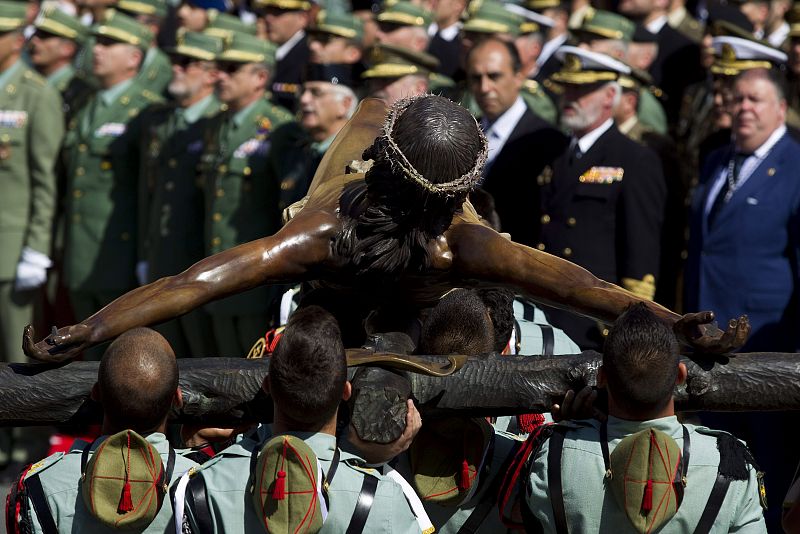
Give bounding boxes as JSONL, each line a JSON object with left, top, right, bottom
{"left": 549, "top": 126, "right": 613, "bottom": 208}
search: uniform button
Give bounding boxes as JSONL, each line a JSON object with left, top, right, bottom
{"left": 73, "top": 189, "right": 83, "bottom": 198}
{"left": 100, "top": 161, "right": 112, "bottom": 170}
{"left": 215, "top": 188, "right": 224, "bottom": 198}
{"left": 541, "top": 214, "right": 551, "bottom": 224}
{"left": 243, "top": 166, "right": 252, "bottom": 176}
{"left": 78, "top": 144, "right": 87, "bottom": 152}
{"left": 536, "top": 243, "right": 545, "bottom": 251}
{"left": 76, "top": 167, "right": 85, "bottom": 176}
{"left": 72, "top": 214, "right": 81, "bottom": 223}
{"left": 567, "top": 217, "right": 577, "bottom": 227}
{"left": 563, "top": 247, "right": 572, "bottom": 257}
{"left": 211, "top": 237, "right": 221, "bottom": 247}
{"left": 168, "top": 159, "right": 177, "bottom": 168}
{"left": 280, "top": 181, "right": 291, "bottom": 191}
{"left": 213, "top": 212, "right": 222, "bottom": 222}
{"left": 121, "top": 232, "right": 130, "bottom": 241}
{"left": 165, "top": 181, "right": 175, "bottom": 191}
{"left": 218, "top": 164, "right": 227, "bottom": 173}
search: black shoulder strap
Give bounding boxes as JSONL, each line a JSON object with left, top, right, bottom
{"left": 539, "top": 325, "right": 554, "bottom": 356}
{"left": 24, "top": 475, "right": 58, "bottom": 534}
{"left": 186, "top": 473, "right": 214, "bottom": 534}
{"left": 520, "top": 299, "right": 536, "bottom": 322}
{"left": 547, "top": 427, "right": 569, "bottom": 534}
{"left": 457, "top": 441, "right": 520, "bottom": 534}
{"left": 345, "top": 474, "right": 378, "bottom": 534}
{"left": 693, "top": 474, "right": 731, "bottom": 534}
{"left": 162, "top": 447, "right": 176, "bottom": 491}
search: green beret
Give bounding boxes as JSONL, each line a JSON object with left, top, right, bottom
{"left": 34, "top": 5, "right": 89, "bottom": 44}
{"left": 362, "top": 43, "right": 438, "bottom": 79}
{"left": 92, "top": 9, "right": 154, "bottom": 50}
{"left": 218, "top": 33, "right": 277, "bottom": 68}
{"left": 377, "top": 1, "right": 431, "bottom": 28}
{"left": 0, "top": 0, "right": 26, "bottom": 32}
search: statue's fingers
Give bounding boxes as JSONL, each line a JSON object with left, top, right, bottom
{"left": 733, "top": 316, "right": 750, "bottom": 348}
{"left": 22, "top": 324, "right": 37, "bottom": 355}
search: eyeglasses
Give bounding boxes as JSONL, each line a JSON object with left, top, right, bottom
{"left": 170, "top": 54, "right": 210, "bottom": 69}
{"left": 218, "top": 62, "right": 248, "bottom": 75}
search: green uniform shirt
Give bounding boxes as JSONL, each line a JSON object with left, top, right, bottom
{"left": 136, "top": 46, "right": 173, "bottom": 96}
{"left": 140, "top": 94, "right": 225, "bottom": 280}
{"left": 63, "top": 78, "right": 163, "bottom": 291}
{"left": 183, "top": 427, "right": 423, "bottom": 533}
{"left": 200, "top": 98, "right": 295, "bottom": 315}
{"left": 526, "top": 416, "right": 767, "bottom": 533}
{"left": 637, "top": 89, "right": 668, "bottom": 135}
{"left": 23, "top": 432, "right": 197, "bottom": 534}
{"left": 0, "top": 60, "right": 63, "bottom": 279}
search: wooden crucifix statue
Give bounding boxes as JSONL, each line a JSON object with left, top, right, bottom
{"left": 23, "top": 95, "right": 750, "bottom": 362}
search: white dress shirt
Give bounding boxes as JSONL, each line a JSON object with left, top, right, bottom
{"left": 481, "top": 96, "right": 527, "bottom": 167}
{"left": 575, "top": 117, "right": 614, "bottom": 155}
{"left": 646, "top": 15, "right": 668, "bottom": 34}
{"left": 428, "top": 21, "right": 462, "bottom": 40}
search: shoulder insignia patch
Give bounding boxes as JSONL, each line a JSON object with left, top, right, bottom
{"left": 579, "top": 166, "right": 624, "bottom": 184}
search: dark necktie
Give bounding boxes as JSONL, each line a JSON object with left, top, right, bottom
{"left": 707, "top": 152, "right": 749, "bottom": 229}
{"left": 568, "top": 138, "right": 583, "bottom": 166}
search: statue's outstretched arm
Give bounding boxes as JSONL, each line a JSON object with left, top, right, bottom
{"left": 448, "top": 223, "right": 750, "bottom": 354}
{"left": 23, "top": 211, "right": 338, "bottom": 362}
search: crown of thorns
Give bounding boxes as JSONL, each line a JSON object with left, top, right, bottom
{"left": 380, "top": 94, "right": 489, "bottom": 197}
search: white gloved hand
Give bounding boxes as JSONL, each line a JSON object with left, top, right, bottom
{"left": 14, "top": 247, "right": 52, "bottom": 291}
{"left": 136, "top": 261, "right": 149, "bottom": 286}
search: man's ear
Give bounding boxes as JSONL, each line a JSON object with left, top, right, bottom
{"left": 174, "top": 387, "right": 184, "bottom": 408}
{"left": 676, "top": 362, "right": 688, "bottom": 386}
{"left": 342, "top": 380, "right": 352, "bottom": 402}
{"left": 597, "top": 366, "right": 607, "bottom": 389}
{"left": 90, "top": 382, "right": 100, "bottom": 402}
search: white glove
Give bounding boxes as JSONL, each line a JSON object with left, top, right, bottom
{"left": 136, "top": 261, "right": 149, "bottom": 286}
{"left": 14, "top": 247, "right": 52, "bottom": 291}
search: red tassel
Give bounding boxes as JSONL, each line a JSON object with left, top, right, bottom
{"left": 459, "top": 459, "right": 471, "bottom": 490}
{"left": 273, "top": 470, "right": 286, "bottom": 500}
{"left": 118, "top": 481, "right": 133, "bottom": 513}
{"left": 642, "top": 479, "right": 653, "bottom": 513}
{"left": 517, "top": 413, "right": 546, "bottom": 434}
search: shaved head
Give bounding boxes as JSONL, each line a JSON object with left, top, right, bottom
{"left": 97, "top": 328, "right": 178, "bottom": 432}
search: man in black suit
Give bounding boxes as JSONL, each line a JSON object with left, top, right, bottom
{"left": 618, "top": 0, "right": 704, "bottom": 123}
{"left": 536, "top": 46, "right": 667, "bottom": 349}
{"left": 255, "top": 0, "right": 311, "bottom": 112}
{"left": 427, "top": 0, "right": 465, "bottom": 78}
{"left": 467, "top": 37, "right": 564, "bottom": 246}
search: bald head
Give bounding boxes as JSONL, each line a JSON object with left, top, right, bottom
{"left": 97, "top": 328, "right": 178, "bottom": 433}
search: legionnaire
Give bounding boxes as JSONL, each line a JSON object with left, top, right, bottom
{"left": 137, "top": 31, "right": 225, "bottom": 357}
{"left": 177, "top": 306, "right": 425, "bottom": 533}
{"left": 254, "top": 0, "right": 312, "bottom": 111}
{"left": 529, "top": 0, "right": 570, "bottom": 83}
{"left": 307, "top": 10, "right": 365, "bottom": 68}
{"left": 29, "top": 6, "right": 94, "bottom": 119}
{"left": 427, "top": 0, "right": 465, "bottom": 78}
{"left": 376, "top": 1, "right": 432, "bottom": 52}
{"left": 201, "top": 33, "right": 294, "bottom": 357}
{"left": 535, "top": 47, "right": 666, "bottom": 350}
{"left": 11, "top": 328, "right": 198, "bottom": 533}
{"left": 520, "top": 304, "right": 767, "bottom": 533}
{"left": 117, "top": 0, "right": 174, "bottom": 95}
{"left": 274, "top": 63, "right": 357, "bottom": 212}
{"left": 363, "top": 42, "right": 437, "bottom": 105}
{"left": 62, "top": 10, "right": 163, "bottom": 360}
{"left": 204, "top": 8, "right": 258, "bottom": 39}
{"left": 0, "top": 0, "right": 63, "bottom": 469}
{"left": 506, "top": 4, "right": 554, "bottom": 79}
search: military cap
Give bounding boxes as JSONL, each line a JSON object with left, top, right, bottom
{"left": 304, "top": 62, "right": 355, "bottom": 87}
{"left": 33, "top": 6, "right": 89, "bottom": 43}
{"left": 205, "top": 9, "right": 256, "bottom": 38}
{"left": 81, "top": 430, "right": 173, "bottom": 530}
{"left": 711, "top": 35, "right": 786, "bottom": 76}
{"left": 551, "top": 45, "right": 631, "bottom": 84}
{"left": 253, "top": 0, "right": 311, "bottom": 12}
{"left": 0, "top": 0, "right": 26, "bottom": 32}
{"left": 706, "top": 4, "right": 754, "bottom": 38}
{"left": 167, "top": 29, "right": 223, "bottom": 61}
{"left": 463, "top": 1, "right": 523, "bottom": 37}
{"left": 504, "top": 4, "right": 555, "bottom": 35}
{"left": 117, "top": 0, "right": 168, "bottom": 19}
{"left": 409, "top": 418, "right": 493, "bottom": 507}
{"left": 377, "top": 1, "right": 431, "bottom": 28}
{"left": 573, "top": 8, "right": 635, "bottom": 42}
{"left": 362, "top": 42, "right": 438, "bottom": 78}
{"left": 92, "top": 9, "right": 154, "bottom": 50}
{"left": 309, "top": 10, "right": 364, "bottom": 41}
{"left": 218, "top": 32, "right": 277, "bottom": 67}
{"left": 525, "top": 0, "right": 570, "bottom": 11}
{"left": 618, "top": 65, "right": 660, "bottom": 97}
